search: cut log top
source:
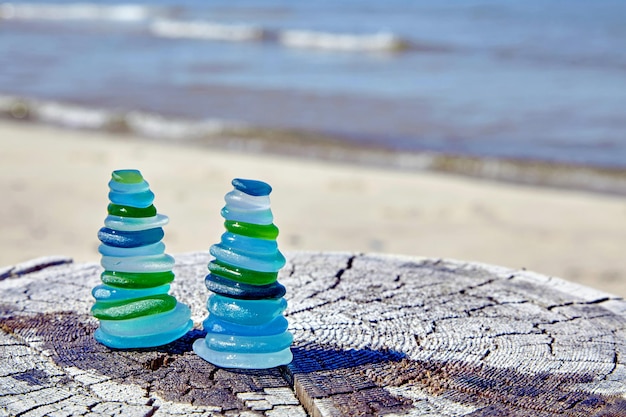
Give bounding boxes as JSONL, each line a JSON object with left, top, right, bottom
{"left": 0, "top": 252, "right": 625, "bottom": 417}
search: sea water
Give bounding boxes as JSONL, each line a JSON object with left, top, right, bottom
{"left": 1, "top": 0, "right": 625, "bottom": 168}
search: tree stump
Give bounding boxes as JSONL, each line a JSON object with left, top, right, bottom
{"left": 0, "top": 252, "right": 624, "bottom": 416}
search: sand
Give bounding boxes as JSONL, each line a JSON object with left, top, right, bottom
{"left": 1, "top": 120, "right": 625, "bottom": 297}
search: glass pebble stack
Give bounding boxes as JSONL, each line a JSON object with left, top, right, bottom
{"left": 193, "top": 178, "right": 293, "bottom": 368}
{"left": 92, "top": 169, "right": 192, "bottom": 348}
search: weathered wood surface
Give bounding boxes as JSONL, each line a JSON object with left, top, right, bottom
{"left": 0, "top": 251, "right": 625, "bottom": 417}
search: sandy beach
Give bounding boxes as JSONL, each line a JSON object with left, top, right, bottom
{"left": 1, "top": 120, "right": 625, "bottom": 297}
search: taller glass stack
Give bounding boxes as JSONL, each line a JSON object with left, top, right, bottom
{"left": 193, "top": 178, "right": 293, "bottom": 369}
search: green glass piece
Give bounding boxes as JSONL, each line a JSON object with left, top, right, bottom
{"left": 224, "top": 221, "right": 279, "bottom": 240}
{"left": 101, "top": 271, "right": 175, "bottom": 288}
{"left": 107, "top": 204, "right": 157, "bottom": 218}
{"left": 208, "top": 260, "right": 278, "bottom": 286}
{"left": 91, "top": 294, "right": 177, "bottom": 320}
{"left": 111, "top": 169, "right": 144, "bottom": 184}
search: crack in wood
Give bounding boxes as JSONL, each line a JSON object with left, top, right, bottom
{"left": 304, "top": 254, "right": 359, "bottom": 303}
{"left": 12, "top": 390, "right": 74, "bottom": 417}
{"left": 0, "top": 257, "right": 73, "bottom": 281}
{"left": 143, "top": 404, "right": 160, "bottom": 417}
{"left": 547, "top": 297, "right": 615, "bottom": 311}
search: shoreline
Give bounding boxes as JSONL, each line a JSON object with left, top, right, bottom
{"left": 2, "top": 120, "right": 626, "bottom": 297}
{"left": 2, "top": 95, "right": 626, "bottom": 196}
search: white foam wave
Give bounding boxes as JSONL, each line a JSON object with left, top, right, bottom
{"left": 150, "top": 19, "right": 264, "bottom": 42}
{"left": 0, "top": 95, "right": 250, "bottom": 139}
{"left": 0, "top": 2, "right": 155, "bottom": 22}
{"left": 34, "top": 101, "right": 115, "bottom": 129}
{"left": 125, "top": 112, "right": 246, "bottom": 140}
{"left": 278, "top": 30, "right": 408, "bottom": 52}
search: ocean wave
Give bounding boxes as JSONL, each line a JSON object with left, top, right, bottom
{"left": 0, "top": 2, "right": 159, "bottom": 22}
{"left": 34, "top": 101, "right": 116, "bottom": 129}
{"left": 0, "top": 5, "right": 412, "bottom": 53}
{"left": 150, "top": 21, "right": 411, "bottom": 53}
{"left": 125, "top": 111, "right": 247, "bottom": 139}
{"left": 0, "top": 95, "right": 247, "bottom": 138}
{"left": 278, "top": 30, "right": 409, "bottom": 52}
{"left": 150, "top": 19, "right": 265, "bottom": 42}
{"left": 0, "top": 97, "right": 117, "bottom": 129}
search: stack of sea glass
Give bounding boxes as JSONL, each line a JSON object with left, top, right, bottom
{"left": 193, "top": 178, "right": 293, "bottom": 368}
{"left": 92, "top": 169, "right": 192, "bottom": 349}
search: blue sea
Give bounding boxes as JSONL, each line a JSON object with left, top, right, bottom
{"left": 1, "top": 0, "right": 626, "bottom": 172}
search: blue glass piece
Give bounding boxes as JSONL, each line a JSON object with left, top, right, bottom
{"left": 204, "top": 331, "right": 293, "bottom": 353}
{"left": 108, "top": 179, "right": 150, "bottom": 193}
{"left": 108, "top": 189, "right": 155, "bottom": 208}
{"left": 220, "top": 232, "right": 278, "bottom": 255}
{"left": 205, "top": 274, "right": 286, "bottom": 299}
{"left": 95, "top": 303, "right": 193, "bottom": 349}
{"left": 101, "top": 254, "right": 175, "bottom": 273}
{"left": 98, "top": 242, "right": 165, "bottom": 257}
{"left": 207, "top": 294, "right": 287, "bottom": 325}
{"left": 232, "top": 178, "right": 272, "bottom": 196}
{"left": 104, "top": 214, "right": 169, "bottom": 232}
{"left": 98, "top": 227, "right": 164, "bottom": 248}
{"left": 92, "top": 284, "right": 170, "bottom": 302}
{"left": 193, "top": 340, "right": 292, "bottom": 369}
{"left": 220, "top": 206, "right": 273, "bottom": 225}
{"left": 210, "top": 244, "right": 285, "bottom": 272}
{"left": 224, "top": 190, "right": 271, "bottom": 210}
{"left": 202, "top": 315, "right": 289, "bottom": 336}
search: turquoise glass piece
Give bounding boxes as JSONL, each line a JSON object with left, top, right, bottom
{"left": 204, "top": 331, "right": 293, "bottom": 353}
{"left": 92, "top": 284, "right": 170, "bottom": 302}
{"left": 231, "top": 178, "right": 272, "bottom": 196}
{"left": 98, "top": 242, "right": 165, "bottom": 257}
{"left": 100, "top": 253, "right": 175, "bottom": 273}
{"left": 220, "top": 232, "right": 278, "bottom": 255}
{"left": 194, "top": 178, "right": 292, "bottom": 368}
{"left": 108, "top": 189, "right": 155, "bottom": 208}
{"left": 207, "top": 295, "right": 287, "bottom": 326}
{"left": 202, "top": 315, "right": 289, "bottom": 336}
{"left": 220, "top": 206, "right": 273, "bottom": 225}
{"left": 192, "top": 341, "right": 293, "bottom": 369}
{"left": 98, "top": 227, "right": 164, "bottom": 248}
{"left": 99, "top": 302, "right": 191, "bottom": 336}
{"left": 92, "top": 169, "right": 191, "bottom": 348}
{"left": 209, "top": 244, "right": 285, "bottom": 272}
{"left": 96, "top": 303, "right": 193, "bottom": 349}
{"left": 104, "top": 213, "right": 169, "bottom": 232}
{"left": 224, "top": 190, "right": 271, "bottom": 210}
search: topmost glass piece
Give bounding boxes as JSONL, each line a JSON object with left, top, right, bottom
{"left": 232, "top": 178, "right": 272, "bottom": 196}
{"left": 112, "top": 169, "right": 145, "bottom": 184}
{"left": 109, "top": 169, "right": 152, "bottom": 199}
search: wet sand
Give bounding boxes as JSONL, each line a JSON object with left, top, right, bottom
{"left": 2, "top": 120, "right": 625, "bottom": 297}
